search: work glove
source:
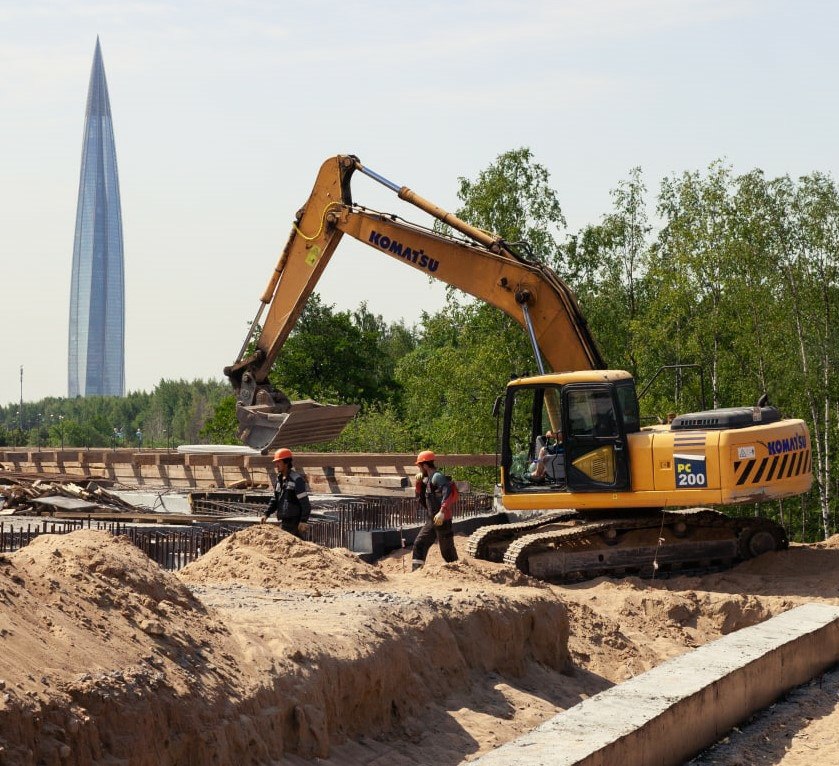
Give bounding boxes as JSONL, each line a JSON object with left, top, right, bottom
{"left": 297, "top": 521, "right": 310, "bottom": 534}
{"left": 259, "top": 515, "right": 267, "bottom": 524}
{"left": 433, "top": 511, "right": 445, "bottom": 527}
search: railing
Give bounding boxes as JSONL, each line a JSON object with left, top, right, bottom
{"left": 0, "top": 519, "right": 232, "bottom": 571}
{"left": 335, "top": 492, "right": 493, "bottom": 530}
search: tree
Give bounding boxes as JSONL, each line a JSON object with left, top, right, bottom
{"left": 200, "top": 396, "right": 239, "bottom": 444}
{"left": 453, "top": 147, "right": 566, "bottom": 268}
{"left": 758, "top": 172, "right": 839, "bottom": 540}
{"left": 392, "top": 148, "right": 567, "bottom": 488}
{"left": 330, "top": 404, "right": 414, "bottom": 452}
{"left": 566, "top": 167, "right": 650, "bottom": 375}
{"left": 269, "top": 294, "right": 402, "bottom": 406}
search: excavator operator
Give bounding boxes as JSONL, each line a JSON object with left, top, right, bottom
{"left": 260, "top": 448, "right": 312, "bottom": 538}
{"left": 528, "top": 429, "right": 565, "bottom": 482}
{"left": 411, "top": 450, "right": 459, "bottom": 570}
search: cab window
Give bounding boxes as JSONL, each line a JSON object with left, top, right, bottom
{"left": 567, "top": 389, "right": 618, "bottom": 438}
{"left": 615, "top": 381, "right": 640, "bottom": 433}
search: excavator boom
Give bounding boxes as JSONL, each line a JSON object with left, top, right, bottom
{"left": 225, "top": 155, "right": 603, "bottom": 450}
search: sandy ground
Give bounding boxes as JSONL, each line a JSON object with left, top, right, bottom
{"left": 0, "top": 525, "right": 837, "bottom": 765}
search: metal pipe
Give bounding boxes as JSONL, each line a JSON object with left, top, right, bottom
{"left": 354, "top": 161, "right": 401, "bottom": 193}
{"left": 355, "top": 160, "right": 501, "bottom": 251}
{"left": 236, "top": 303, "right": 266, "bottom": 363}
{"left": 521, "top": 303, "right": 546, "bottom": 375}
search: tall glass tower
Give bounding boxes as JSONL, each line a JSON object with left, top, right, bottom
{"left": 68, "top": 37, "right": 125, "bottom": 397}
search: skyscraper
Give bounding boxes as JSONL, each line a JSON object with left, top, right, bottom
{"left": 68, "top": 37, "right": 125, "bottom": 397}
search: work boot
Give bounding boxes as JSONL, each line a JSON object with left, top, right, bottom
{"left": 411, "top": 559, "right": 423, "bottom": 572}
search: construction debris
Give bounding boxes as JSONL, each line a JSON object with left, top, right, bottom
{"left": 0, "top": 474, "right": 143, "bottom": 516}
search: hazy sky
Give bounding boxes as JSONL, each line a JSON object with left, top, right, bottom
{"left": 2, "top": 0, "right": 837, "bottom": 406}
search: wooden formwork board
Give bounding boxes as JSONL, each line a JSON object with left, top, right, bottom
{"left": 1, "top": 450, "right": 494, "bottom": 493}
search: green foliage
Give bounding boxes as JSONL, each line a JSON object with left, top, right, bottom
{"left": 268, "top": 294, "right": 412, "bottom": 406}
{"left": 454, "top": 147, "right": 566, "bottom": 268}
{"left": 566, "top": 166, "right": 650, "bottom": 374}
{"left": 329, "top": 404, "right": 414, "bottom": 452}
{"left": 396, "top": 302, "right": 532, "bottom": 454}
{"left": 0, "top": 379, "right": 230, "bottom": 448}
{"left": 199, "top": 395, "right": 239, "bottom": 444}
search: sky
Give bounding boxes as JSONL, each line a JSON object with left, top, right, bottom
{"left": 2, "top": 0, "right": 838, "bottom": 406}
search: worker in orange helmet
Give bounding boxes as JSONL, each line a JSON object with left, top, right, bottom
{"left": 411, "top": 449, "right": 459, "bottom": 571}
{"left": 260, "top": 448, "right": 312, "bottom": 538}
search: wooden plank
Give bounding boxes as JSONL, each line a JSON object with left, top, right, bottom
{"left": 214, "top": 454, "right": 247, "bottom": 467}
{"left": 79, "top": 450, "right": 108, "bottom": 464}
{"left": 132, "top": 453, "right": 158, "bottom": 466}
{"left": 156, "top": 453, "right": 185, "bottom": 466}
{"left": 184, "top": 454, "right": 215, "bottom": 467}
{"left": 1, "top": 450, "right": 496, "bottom": 467}
{"left": 332, "top": 475, "right": 410, "bottom": 489}
{"left": 39, "top": 510, "right": 222, "bottom": 524}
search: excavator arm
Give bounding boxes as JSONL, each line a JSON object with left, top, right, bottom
{"left": 225, "top": 155, "right": 605, "bottom": 451}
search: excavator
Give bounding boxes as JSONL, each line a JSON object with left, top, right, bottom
{"left": 225, "top": 154, "right": 812, "bottom": 581}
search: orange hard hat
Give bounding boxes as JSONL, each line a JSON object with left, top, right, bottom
{"left": 415, "top": 449, "right": 436, "bottom": 465}
{"left": 272, "top": 447, "right": 293, "bottom": 462}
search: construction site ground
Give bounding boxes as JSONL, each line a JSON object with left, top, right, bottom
{"left": 0, "top": 522, "right": 838, "bottom": 765}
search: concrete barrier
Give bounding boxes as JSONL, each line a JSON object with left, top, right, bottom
{"left": 469, "top": 602, "right": 839, "bottom": 766}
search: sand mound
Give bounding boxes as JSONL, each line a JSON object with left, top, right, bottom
{"left": 815, "top": 533, "right": 839, "bottom": 549}
{"left": 416, "top": 556, "right": 547, "bottom": 587}
{"left": 0, "top": 530, "right": 250, "bottom": 766}
{"left": 724, "top": 544, "right": 839, "bottom": 578}
{"left": 18, "top": 528, "right": 199, "bottom": 609}
{"left": 177, "top": 524, "right": 387, "bottom": 589}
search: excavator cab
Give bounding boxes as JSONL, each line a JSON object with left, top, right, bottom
{"left": 502, "top": 372, "right": 639, "bottom": 495}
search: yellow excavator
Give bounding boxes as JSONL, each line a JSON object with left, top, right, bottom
{"left": 225, "top": 155, "right": 812, "bottom": 580}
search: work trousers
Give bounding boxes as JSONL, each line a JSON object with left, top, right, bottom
{"left": 280, "top": 515, "right": 302, "bottom": 538}
{"left": 412, "top": 517, "right": 458, "bottom": 564}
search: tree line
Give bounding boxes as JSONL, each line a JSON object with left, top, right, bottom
{"left": 2, "top": 149, "right": 836, "bottom": 541}
{"left": 0, "top": 379, "right": 228, "bottom": 450}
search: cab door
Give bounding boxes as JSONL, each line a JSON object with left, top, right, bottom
{"left": 562, "top": 383, "right": 630, "bottom": 491}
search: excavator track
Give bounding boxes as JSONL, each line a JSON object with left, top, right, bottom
{"left": 491, "top": 508, "right": 788, "bottom": 582}
{"left": 465, "top": 511, "right": 580, "bottom": 562}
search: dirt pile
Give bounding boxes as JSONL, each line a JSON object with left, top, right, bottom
{"left": 413, "top": 556, "right": 546, "bottom": 588}
{"left": 0, "top": 531, "right": 250, "bottom": 765}
{"left": 1, "top": 529, "right": 838, "bottom": 765}
{"left": 178, "top": 524, "right": 388, "bottom": 588}
{"left": 176, "top": 526, "right": 570, "bottom": 759}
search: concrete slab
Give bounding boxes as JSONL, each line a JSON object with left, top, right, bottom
{"left": 31, "top": 496, "right": 98, "bottom": 511}
{"left": 112, "top": 490, "right": 192, "bottom": 514}
{"left": 469, "top": 602, "right": 839, "bottom": 766}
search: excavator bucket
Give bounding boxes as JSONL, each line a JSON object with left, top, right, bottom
{"left": 236, "top": 400, "right": 360, "bottom": 453}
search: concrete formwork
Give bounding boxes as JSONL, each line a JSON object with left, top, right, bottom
{"left": 470, "top": 602, "right": 839, "bottom": 766}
